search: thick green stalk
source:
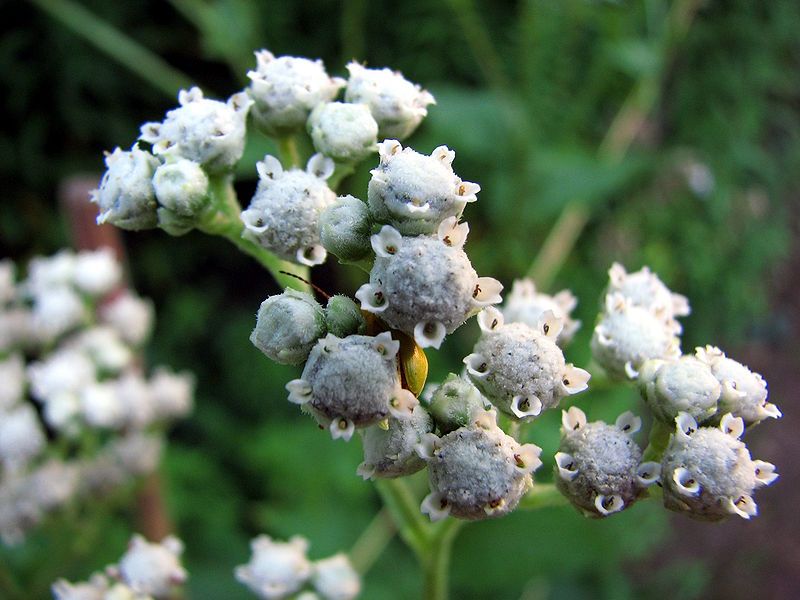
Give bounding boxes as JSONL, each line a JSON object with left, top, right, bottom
{"left": 348, "top": 509, "right": 396, "bottom": 575}
{"left": 199, "top": 175, "right": 310, "bottom": 291}
{"left": 642, "top": 419, "right": 673, "bottom": 463}
{"left": 422, "top": 519, "right": 463, "bottom": 600}
{"left": 374, "top": 479, "right": 430, "bottom": 557}
{"left": 277, "top": 136, "right": 302, "bottom": 169}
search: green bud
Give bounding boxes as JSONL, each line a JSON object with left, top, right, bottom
{"left": 251, "top": 289, "right": 327, "bottom": 365}
{"left": 324, "top": 295, "right": 366, "bottom": 338}
{"left": 428, "top": 373, "right": 486, "bottom": 434}
{"left": 319, "top": 195, "right": 373, "bottom": 262}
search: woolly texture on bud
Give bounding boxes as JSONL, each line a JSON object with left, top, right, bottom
{"left": 427, "top": 373, "right": 487, "bottom": 434}
{"left": 319, "top": 195, "right": 373, "bottom": 262}
{"left": 501, "top": 278, "right": 580, "bottom": 346}
{"left": 324, "top": 295, "right": 365, "bottom": 338}
{"left": 241, "top": 154, "right": 336, "bottom": 266}
{"left": 247, "top": 51, "right": 345, "bottom": 136}
{"left": 464, "top": 308, "right": 590, "bottom": 420}
{"left": 251, "top": 289, "right": 327, "bottom": 366}
{"left": 367, "top": 141, "right": 478, "bottom": 235}
{"left": 308, "top": 102, "right": 378, "bottom": 163}
{"left": 358, "top": 404, "right": 433, "bottom": 480}
{"left": 152, "top": 158, "right": 209, "bottom": 220}
{"left": 140, "top": 87, "right": 251, "bottom": 173}
{"left": 418, "top": 409, "right": 542, "bottom": 521}
{"left": 235, "top": 535, "right": 312, "bottom": 599}
{"left": 661, "top": 413, "right": 778, "bottom": 521}
{"left": 92, "top": 146, "right": 159, "bottom": 230}
{"left": 695, "top": 345, "right": 780, "bottom": 426}
{"left": 311, "top": 554, "right": 361, "bottom": 600}
{"left": 345, "top": 62, "right": 435, "bottom": 140}
{"left": 638, "top": 356, "right": 721, "bottom": 424}
{"left": 591, "top": 294, "right": 681, "bottom": 380}
{"left": 554, "top": 407, "right": 659, "bottom": 518}
{"left": 607, "top": 262, "right": 690, "bottom": 323}
{"left": 116, "top": 535, "right": 187, "bottom": 598}
{"left": 287, "top": 332, "right": 417, "bottom": 440}
{"left": 357, "top": 221, "right": 501, "bottom": 349}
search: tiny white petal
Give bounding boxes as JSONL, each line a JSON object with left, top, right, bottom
{"left": 719, "top": 413, "right": 745, "bottom": 439}
{"left": 356, "top": 462, "right": 375, "bottom": 480}
{"left": 561, "top": 406, "right": 586, "bottom": 432}
{"left": 437, "top": 217, "right": 469, "bottom": 248}
{"left": 414, "top": 321, "right": 446, "bottom": 349}
{"left": 514, "top": 444, "right": 543, "bottom": 473}
{"left": 594, "top": 494, "right": 624, "bottom": 516}
{"left": 636, "top": 462, "right": 661, "bottom": 486}
{"left": 330, "top": 417, "right": 355, "bottom": 441}
{"left": 463, "top": 353, "right": 489, "bottom": 379}
{"left": 561, "top": 365, "right": 590, "bottom": 394}
{"left": 472, "top": 277, "right": 503, "bottom": 307}
{"left": 355, "top": 283, "right": 389, "bottom": 313}
{"left": 753, "top": 460, "right": 779, "bottom": 486}
{"left": 432, "top": 145, "right": 455, "bottom": 165}
{"left": 624, "top": 361, "right": 639, "bottom": 379}
{"left": 421, "top": 492, "right": 450, "bottom": 522}
{"left": 727, "top": 494, "right": 758, "bottom": 519}
{"left": 554, "top": 452, "right": 578, "bottom": 481}
{"left": 477, "top": 306, "right": 504, "bottom": 333}
{"left": 538, "top": 310, "right": 563, "bottom": 341}
{"left": 371, "top": 225, "right": 403, "bottom": 258}
{"left": 510, "top": 395, "right": 542, "bottom": 419}
{"left": 672, "top": 467, "right": 700, "bottom": 496}
{"left": 377, "top": 139, "right": 402, "bottom": 161}
{"left": 473, "top": 408, "right": 498, "bottom": 430}
{"left": 615, "top": 411, "right": 642, "bottom": 435}
{"left": 307, "top": 153, "right": 335, "bottom": 180}
{"left": 256, "top": 155, "right": 283, "bottom": 181}
{"left": 373, "top": 331, "right": 400, "bottom": 360}
{"left": 286, "top": 379, "right": 312, "bottom": 404}
{"left": 296, "top": 244, "right": 327, "bottom": 266}
{"left": 415, "top": 432, "right": 441, "bottom": 460}
{"left": 388, "top": 388, "right": 419, "bottom": 418}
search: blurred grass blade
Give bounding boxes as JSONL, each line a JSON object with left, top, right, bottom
{"left": 30, "top": 0, "right": 193, "bottom": 98}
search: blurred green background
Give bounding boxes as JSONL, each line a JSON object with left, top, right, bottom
{"left": 2, "top": 0, "right": 799, "bottom": 598}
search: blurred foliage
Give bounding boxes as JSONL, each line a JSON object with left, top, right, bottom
{"left": 3, "top": 0, "right": 799, "bottom": 598}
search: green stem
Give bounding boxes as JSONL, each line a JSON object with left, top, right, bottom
{"left": 198, "top": 175, "right": 310, "bottom": 291}
{"left": 277, "top": 136, "right": 302, "bottom": 168}
{"left": 374, "top": 479, "right": 430, "bottom": 557}
{"left": 642, "top": 419, "right": 673, "bottom": 463}
{"left": 518, "top": 483, "right": 569, "bottom": 511}
{"left": 328, "top": 162, "right": 357, "bottom": 192}
{"left": 0, "top": 561, "right": 23, "bottom": 600}
{"left": 30, "top": 0, "right": 194, "bottom": 98}
{"left": 422, "top": 519, "right": 463, "bottom": 600}
{"left": 349, "top": 508, "right": 396, "bottom": 575}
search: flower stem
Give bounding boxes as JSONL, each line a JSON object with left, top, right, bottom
{"left": 422, "top": 519, "right": 463, "bottom": 600}
{"left": 349, "top": 508, "right": 396, "bottom": 576}
{"left": 277, "top": 136, "right": 302, "bottom": 168}
{"left": 374, "top": 479, "right": 430, "bottom": 557}
{"left": 518, "top": 483, "right": 569, "bottom": 511}
{"left": 199, "top": 175, "right": 310, "bottom": 291}
{"left": 642, "top": 419, "right": 673, "bottom": 463}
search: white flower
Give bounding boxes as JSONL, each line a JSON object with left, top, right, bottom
{"left": 100, "top": 291, "right": 155, "bottom": 346}
{"left": 606, "top": 262, "right": 690, "bottom": 323}
{"left": 638, "top": 356, "right": 721, "bottom": 424}
{"left": 0, "top": 403, "right": 46, "bottom": 471}
{"left": 0, "top": 259, "right": 17, "bottom": 304}
{"left": 367, "top": 141, "right": 478, "bottom": 235}
{"left": 307, "top": 102, "right": 379, "bottom": 163}
{"left": 345, "top": 62, "right": 435, "bottom": 139}
{"left": 235, "top": 535, "right": 312, "bottom": 599}
{"left": 152, "top": 158, "right": 210, "bottom": 218}
{"left": 501, "top": 278, "right": 580, "bottom": 345}
{"left": 555, "top": 407, "right": 658, "bottom": 518}
{"left": 91, "top": 146, "right": 159, "bottom": 230}
{"left": 241, "top": 154, "right": 336, "bottom": 266}
{"left": 114, "top": 372, "right": 156, "bottom": 429}
{"left": 80, "top": 381, "right": 125, "bottom": 429}
{"left": 73, "top": 248, "right": 123, "bottom": 297}
{"left": 661, "top": 413, "right": 778, "bottom": 520}
{"left": 71, "top": 326, "right": 134, "bottom": 373}
{"left": 28, "top": 347, "right": 97, "bottom": 402}
{"left": 110, "top": 432, "right": 164, "bottom": 477}
{"left": 27, "top": 459, "right": 81, "bottom": 511}
{"left": 358, "top": 223, "right": 500, "bottom": 348}
{"left": 591, "top": 293, "right": 682, "bottom": 380}
{"left": 24, "top": 250, "right": 77, "bottom": 295}
{"left": 30, "top": 286, "right": 87, "bottom": 341}
{"left": 0, "top": 308, "right": 34, "bottom": 353}
{"left": 288, "top": 332, "right": 414, "bottom": 438}
{"left": 140, "top": 87, "right": 251, "bottom": 172}
{"left": 0, "top": 353, "right": 26, "bottom": 410}
{"left": 116, "top": 534, "right": 187, "bottom": 598}
{"left": 149, "top": 367, "right": 194, "bottom": 419}
{"left": 52, "top": 573, "right": 111, "bottom": 600}
{"left": 465, "top": 308, "right": 590, "bottom": 419}
{"left": 419, "top": 408, "right": 541, "bottom": 521}
{"left": 311, "top": 554, "right": 360, "bottom": 600}
{"left": 247, "top": 50, "right": 345, "bottom": 136}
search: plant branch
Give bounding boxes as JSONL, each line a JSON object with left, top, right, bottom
{"left": 518, "top": 483, "right": 569, "bottom": 511}
{"left": 348, "top": 508, "right": 396, "bottom": 576}
{"left": 374, "top": 479, "right": 430, "bottom": 557}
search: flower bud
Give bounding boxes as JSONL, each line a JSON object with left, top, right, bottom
{"left": 311, "top": 554, "right": 360, "bottom": 600}
{"left": 91, "top": 146, "right": 159, "bottom": 230}
{"left": 308, "top": 102, "right": 379, "bottom": 163}
{"left": 116, "top": 534, "right": 187, "bottom": 598}
{"left": 427, "top": 373, "right": 487, "bottom": 434}
{"left": 367, "top": 141, "right": 478, "bottom": 235}
{"left": 607, "top": 262, "right": 690, "bottom": 322}
{"left": 73, "top": 248, "right": 122, "bottom": 297}
{"left": 324, "top": 295, "right": 365, "bottom": 338}
{"left": 251, "top": 289, "right": 327, "bottom": 366}
{"left": 235, "top": 535, "right": 312, "bottom": 599}
{"left": 319, "top": 195, "right": 373, "bottom": 262}
{"left": 638, "top": 356, "right": 721, "bottom": 424}
{"left": 465, "top": 308, "right": 590, "bottom": 420}
{"left": 0, "top": 403, "right": 46, "bottom": 471}
{"left": 345, "top": 62, "right": 435, "bottom": 140}
{"left": 591, "top": 293, "right": 682, "bottom": 380}
{"left": 695, "top": 345, "right": 780, "bottom": 426}
{"left": 661, "top": 413, "right": 778, "bottom": 520}
{"left": 100, "top": 291, "right": 155, "bottom": 347}
{"left": 502, "top": 278, "right": 580, "bottom": 346}
{"left": 0, "top": 353, "right": 25, "bottom": 410}
{"left": 356, "top": 222, "right": 501, "bottom": 349}
{"left": 140, "top": 87, "right": 251, "bottom": 173}
{"left": 52, "top": 573, "right": 112, "bottom": 600}
{"left": 418, "top": 409, "right": 542, "bottom": 521}
{"left": 554, "top": 407, "right": 659, "bottom": 518}
{"left": 287, "top": 332, "right": 416, "bottom": 440}
{"left": 358, "top": 404, "right": 433, "bottom": 479}
{"left": 152, "top": 158, "right": 210, "bottom": 219}
{"left": 241, "top": 154, "right": 336, "bottom": 266}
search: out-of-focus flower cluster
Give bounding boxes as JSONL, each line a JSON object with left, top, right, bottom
{"left": 0, "top": 249, "right": 193, "bottom": 545}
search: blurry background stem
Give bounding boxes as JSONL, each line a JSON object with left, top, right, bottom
{"left": 527, "top": 0, "right": 702, "bottom": 291}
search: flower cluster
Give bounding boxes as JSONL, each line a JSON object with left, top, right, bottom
{"left": 53, "top": 534, "right": 187, "bottom": 600}
{"left": 0, "top": 250, "right": 192, "bottom": 544}
{"left": 236, "top": 535, "right": 360, "bottom": 600}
